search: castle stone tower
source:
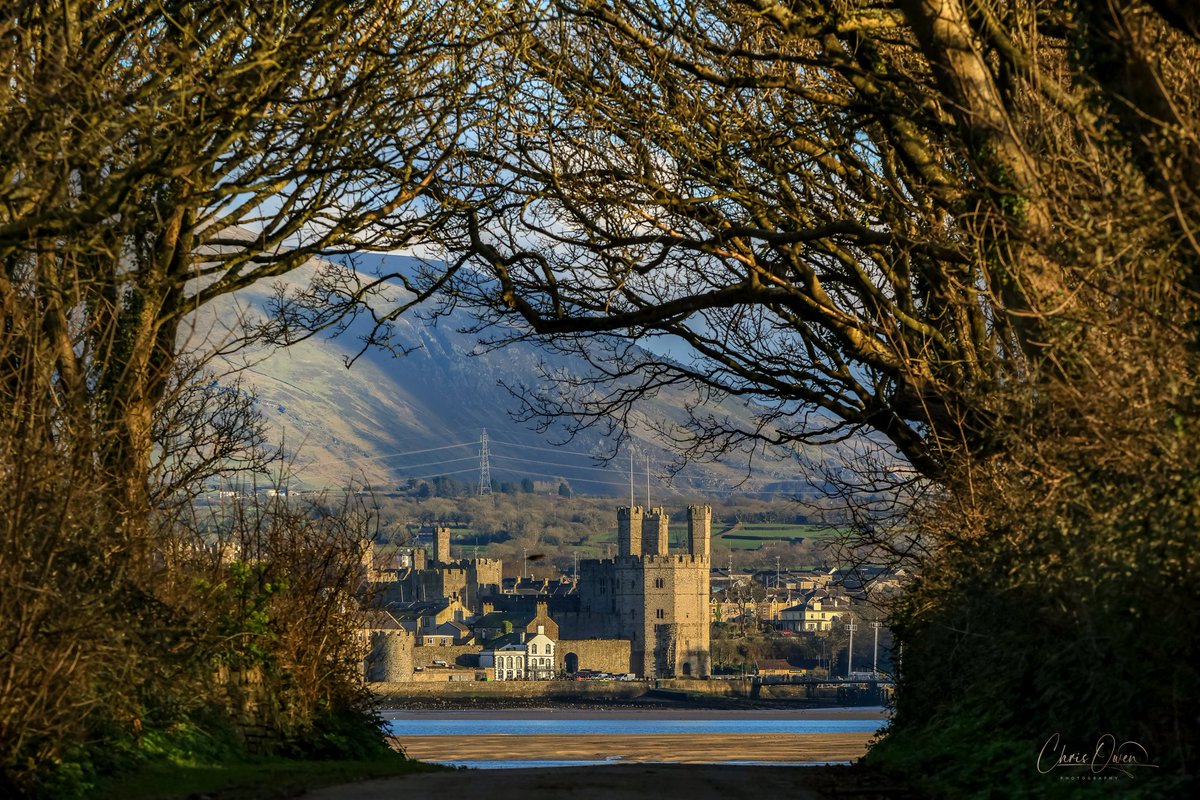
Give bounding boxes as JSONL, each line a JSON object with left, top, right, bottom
{"left": 643, "top": 507, "right": 670, "bottom": 555}
{"left": 617, "top": 506, "right": 644, "bottom": 557}
{"left": 566, "top": 505, "right": 712, "bottom": 679}
{"left": 434, "top": 525, "right": 451, "bottom": 566}
{"left": 687, "top": 505, "right": 711, "bottom": 559}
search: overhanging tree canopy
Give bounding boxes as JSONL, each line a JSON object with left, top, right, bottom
{"left": 1, "top": 0, "right": 491, "bottom": 524}
{"left": 423, "top": 0, "right": 1200, "bottom": 483}
{"left": 409, "top": 1, "right": 1200, "bottom": 786}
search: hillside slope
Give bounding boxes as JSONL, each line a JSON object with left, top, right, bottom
{"left": 185, "top": 255, "right": 829, "bottom": 495}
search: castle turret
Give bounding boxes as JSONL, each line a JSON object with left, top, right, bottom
{"left": 617, "top": 506, "right": 644, "bottom": 557}
{"left": 434, "top": 525, "right": 451, "bottom": 566}
{"left": 643, "top": 507, "right": 670, "bottom": 555}
{"left": 687, "top": 505, "right": 711, "bottom": 559}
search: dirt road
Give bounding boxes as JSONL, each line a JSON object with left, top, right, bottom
{"left": 301, "top": 764, "right": 841, "bottom": 800}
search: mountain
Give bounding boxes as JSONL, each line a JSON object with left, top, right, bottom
{"left": 185, "top": 253, "right": 825, "bottom": 496}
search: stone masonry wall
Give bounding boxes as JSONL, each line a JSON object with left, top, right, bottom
{"left": 365, "top": 630, "right": 415, "bottom": 682}
{"left": 556, "top": 638, "right": 634, "bottom": 674}
{"left": 374, "top": 681, "right": 647, "bottom": 704}
{"left": 412, "top": 643, "right": 479, "bottom": 668}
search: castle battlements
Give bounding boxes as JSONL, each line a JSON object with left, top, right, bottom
{"left": 642, "top": 553, "right": 709, "bottom": 566}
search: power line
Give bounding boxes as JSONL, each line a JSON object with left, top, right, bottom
{"left": 373, "top": 455, "right": 477, "bottom": 470}
{"left": 400, "top": 467, "right": 481, "bottom": 480}
{"left": 489, "top": 468, "right": 626, "bottom": 488}
{"left": 309, "top": 441, "right": 475, "bottom": 466}
{"left": 490, "top": 453, "right": 633, "bottom": 474}
{"left": 478, "top": 430, "right": 491, "bottom": 496}
{"left": 489, "top": 438, "right": 613, "bottom": 459}
{"left": 295, "top": 435, "right": 813, "bottom": 497}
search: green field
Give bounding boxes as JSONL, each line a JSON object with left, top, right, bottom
{"left": 719, "top": 522, "right": 844, "bottom": 540}
{"left": 386, "top": 514, "right": 841, "bottom": 565}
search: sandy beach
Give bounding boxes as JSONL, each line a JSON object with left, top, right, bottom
{"left": 392, "top": 732, "right": 874, "bottom": 764}
{"left": 303, "top": 709, "right": 900, "bottom": 799}
{"left": 386, "top": 707, "right": 886, "bottom": 765}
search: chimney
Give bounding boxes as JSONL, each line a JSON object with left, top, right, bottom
{"left": 688, "top": 505, "right": 711, "bottom": 559}
{"left": 617, "top": 506, "right": 644, "bottom": 557}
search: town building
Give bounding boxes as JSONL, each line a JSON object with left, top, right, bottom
{"left": 480, "top": 626, "right": 557, "bottom": 680}
{"left": 777, "top": 591, "right": 851, "bottom": 633}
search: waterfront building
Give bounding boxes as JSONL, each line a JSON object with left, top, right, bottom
{"left": 479, "top": 626, "right": 557, "bottom": 680}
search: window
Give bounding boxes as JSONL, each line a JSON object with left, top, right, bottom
{"left": 656, "top": 609, "right": 665, "bottom": 619}
{"left": 530, "top": 644, "right": 538, "bottom": 654}
{"left": 654, "top": 578, "right": 664, "bottom": 588}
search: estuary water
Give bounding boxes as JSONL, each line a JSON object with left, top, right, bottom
{"left": 385, "top": 708, "right": 888, "bottom": 769}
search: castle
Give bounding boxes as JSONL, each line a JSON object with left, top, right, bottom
{"left": 366, "top": 505, "right": 712, "bottom": 679}
{"left": 559, "top": 505, "right": 712, "bottom": 677}
{"left": 391, "top": 525, "right": 503, "bottom": 610}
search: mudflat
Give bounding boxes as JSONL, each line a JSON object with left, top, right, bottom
{"left": 392, "top": 732, "right": 873, "bottom": 764}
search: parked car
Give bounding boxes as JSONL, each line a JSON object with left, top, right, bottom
{"left": 432, "top": 659, "right": 449, "bottom": 667}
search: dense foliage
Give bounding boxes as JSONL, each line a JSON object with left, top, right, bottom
{"left": 0, "top": 1, "right": 481, "bottom": 793}
{"left": 427, "top": 1, "right": 1200, "bottom": 794}
{"left": 5, "top": 1, "right": 1200, "bottom": 796}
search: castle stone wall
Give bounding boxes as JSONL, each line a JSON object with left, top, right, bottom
{"left": 373, "top": 681, "right": 647, "bottom": 704}
{"left": 557, "top": 639, "right": 633, "bottom": 675}
{"left": 365, "top": 630, "right": 415, "bottom": 682}
{"left": 617, "top": 505, "right": 643, "bottom": 557}
{"left": 412, "top": 644, "right": 479, "bottom": 668}
{"left": 643, "top": 507, "right": 669, "bottom": 555}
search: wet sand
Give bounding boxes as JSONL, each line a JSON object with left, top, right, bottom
{"left": 392, "top": 731, "right": 874, "bottom": 764}
{"left": 387, "top": 707, "right": 885, "bottom": 764}
{"left": 306, "top": 710, "right": 898, "bottom": 799}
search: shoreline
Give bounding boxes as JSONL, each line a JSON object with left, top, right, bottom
{"left": 384, "top": 706, "right": 888, "bottom": 721}
{"left": 391, "top": 732, "right": 876, "bottom": 765}
{"left": 385, "top": 707, "right": 889, "bottom": 768}
{"left": 376, "top": 691, "right": 887, "bottom": 713}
